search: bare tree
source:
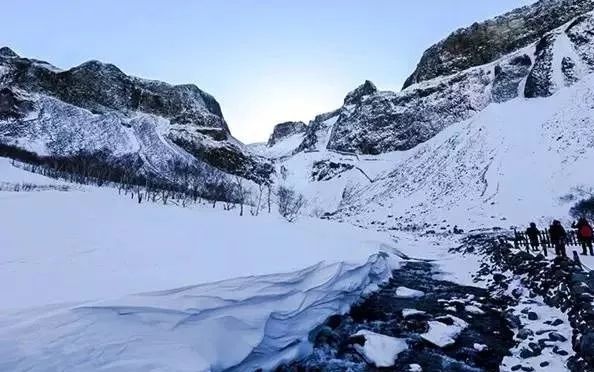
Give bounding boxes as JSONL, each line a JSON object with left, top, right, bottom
{"left": 252, "top": 183, "right": 265, "bottom": 216}
{"left": 234, "top": 176, "right": 247, "bottom": 216}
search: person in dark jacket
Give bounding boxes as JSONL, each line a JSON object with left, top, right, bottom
{"left": 549, "top": 220, "right": 567, "bottom": 258}
{"left": 572, "top": 217, "right": 594, "bottom": 255}
{"left": 526, "top": 222, "right": 544, "bottom": 255}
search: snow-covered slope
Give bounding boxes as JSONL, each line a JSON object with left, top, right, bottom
{"left": 336, "top": 72, "right": 594, "bottom": 230}
{"left": 0, "top": 47, "right": 272, "bottom": 182}
{"left": 0, "top": 158, "right": 399, "bottom": 309}
{"left": 258, "top": 8, "right": 594, "bottom": 230}
{"left": 0, "top": 158, "right": 401, "bottom": 371}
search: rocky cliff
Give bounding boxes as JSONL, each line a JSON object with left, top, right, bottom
{"left": 286, "top": 6, "right": 594, "bottom": 156}
{"left": 267, "top": 121, "right": 306, "bottom": 146}
{"left": 403, "top": 0, "right": 594, "bottom": 88}
{"left": 0, "top": 47, "right": 272, "bottom": 182}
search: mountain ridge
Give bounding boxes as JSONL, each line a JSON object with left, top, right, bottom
{"left": 262, "top": 5, "right": 594, "bottom": 157}
{"left": 0, "top": 47, "right": 273, "bottom": 184}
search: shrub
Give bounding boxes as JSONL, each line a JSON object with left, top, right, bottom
{"left": 277, "top": 186, "right": 305, "bottom": 222}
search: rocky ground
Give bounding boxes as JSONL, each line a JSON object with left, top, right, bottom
{"left": 277, "top": 260, "right": 515, "bottom": 371}
{"left": 275, "top": 232, "right": 590, "bottom": 371}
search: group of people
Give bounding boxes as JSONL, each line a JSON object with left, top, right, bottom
{"left": 525, "top": 218, "right": 593, "bottom": 258}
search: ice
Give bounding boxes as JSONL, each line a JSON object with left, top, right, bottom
{"left": 352, "top": 330, "right": 408, "bottom": 368}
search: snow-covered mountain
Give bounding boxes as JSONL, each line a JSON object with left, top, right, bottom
{"left": 285, "top": 3, "right": 594, "bottom": 156}
{"left": 0, "top": 47, "right": 272, "bottom": 183}
{"left": 261, "top": 2, "right": 594, "bottom": 230}
{"left": 403, "top": 0, "right": 594, "bottom": 88}
{"left": 4, "top": 1, "right": 594, "bottom": 371}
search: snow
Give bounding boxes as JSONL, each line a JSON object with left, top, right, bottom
{"left": 352, "top": 330, "right": 408, "bottom": 368}
{"left": 421, "top": 316, "right": 469, "bottom": 348}
{"left": 0, "top": 158, "right": 406, "bottom": 371}
{"left": 395, "top": 286, "right": 425, "bottom": 298}
{"left": 465, "top": 305, "right": 485, "bottom": 315}
{"left": 0, "top": 159, "right": 401, "bottom": 310}
{"left": 501, "top": 279, "right": 572, "bottom": 372}
{"left": 338, "top": 72, "right": 594, "bottom": 230}
{"left": 389, "top": 233, "right": 483, "bottom": 287}
{"left": 402, "top": 308, "right": 426, "bottom": 318}
{"left": 248, "top": 132, "right": 305, "bottom": 159}
{"left": 0, "top": 255, "right": 393, "bottom": 372}
{"left": 474, "top": 343, "right": 488, "bottom": 352}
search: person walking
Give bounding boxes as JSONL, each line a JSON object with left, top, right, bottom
{"left": 572, "top": 217, "right": 594, "bottom": 256}
{"left": 549, "top": 220, "right": 567, "bottom": 258}
{"left": 525, "top": 222, "right": 542, "bottom": 255}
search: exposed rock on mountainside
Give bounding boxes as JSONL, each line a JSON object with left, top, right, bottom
{"left": 267, "top": 121, "right": 306, "bottom": 146}
{"left": 343, "top": 80, "right": 377, "bottom": 106}
{"left": 286, "top": 8, "right": 594, "bottom": 156}
{"left": 294, "top": 109, "right": 340, "bottom": 153}
{"left": 255, "top": 5, "right": 594, "bottom": 225}
{"left": 0, "top": 47, "right": 272, "bottom": 182}
{"left": 403, "top": 0, "right": 594, "bottom": 88}
{"left": 311, "top": 160, "right": 354, "bottom": 182}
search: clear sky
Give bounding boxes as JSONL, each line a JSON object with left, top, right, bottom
{"left": 2, "top": 1, "right": 535, "bottom": 143}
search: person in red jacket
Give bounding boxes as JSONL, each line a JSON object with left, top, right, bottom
{"left": 572, "top": 217, "right": 594, "bottom": 256}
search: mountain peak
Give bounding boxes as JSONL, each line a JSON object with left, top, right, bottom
{"left": 267, "top": 121, "right": 307, "bottom": 146}
{"left": 0, "top": 47, "right": 18, "bottom": 58}
{"left": 344, "top": 80, "right": 377, "bottom": 106}
{"left": 403, "top": 0, "right": 594, "bottom": 88}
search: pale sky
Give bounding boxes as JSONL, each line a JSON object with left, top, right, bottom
{"left": 1, "top": 1, "right": 535, "bottom": 143}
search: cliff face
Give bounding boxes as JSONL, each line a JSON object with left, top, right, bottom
{"left": 267, "top": 121, "right": 307, "bottom": 147}
{"left": 288, "top": 7, "right": 594, "bottom": 156}
{"left": 402, "top": 0, "right": 594, "bottom": 89}
{"left": 0, "top": 48, "right": 272, "bottom": 182}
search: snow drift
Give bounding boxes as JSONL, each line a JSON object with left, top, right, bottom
{"left": 0, "top": 254, "right": 393, "bottom": 372}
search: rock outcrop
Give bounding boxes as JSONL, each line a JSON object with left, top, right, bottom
{"left": 403, "top": 0, "right": 594, "bottom": 89}
{"left": 267, "top": 121, "right": 306, "bottom": 146}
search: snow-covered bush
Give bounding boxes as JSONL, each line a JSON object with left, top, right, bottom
{"left": 570, "top": 196, "right": 594, "bottom": 220}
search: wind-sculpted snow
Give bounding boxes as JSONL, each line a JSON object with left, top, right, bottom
{"left": 0, "top": 254, "right": 394, "bottom": 372}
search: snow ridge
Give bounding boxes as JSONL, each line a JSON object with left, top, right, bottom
{"left": 0, "top": 253, "right": 394, "bottom": 372}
